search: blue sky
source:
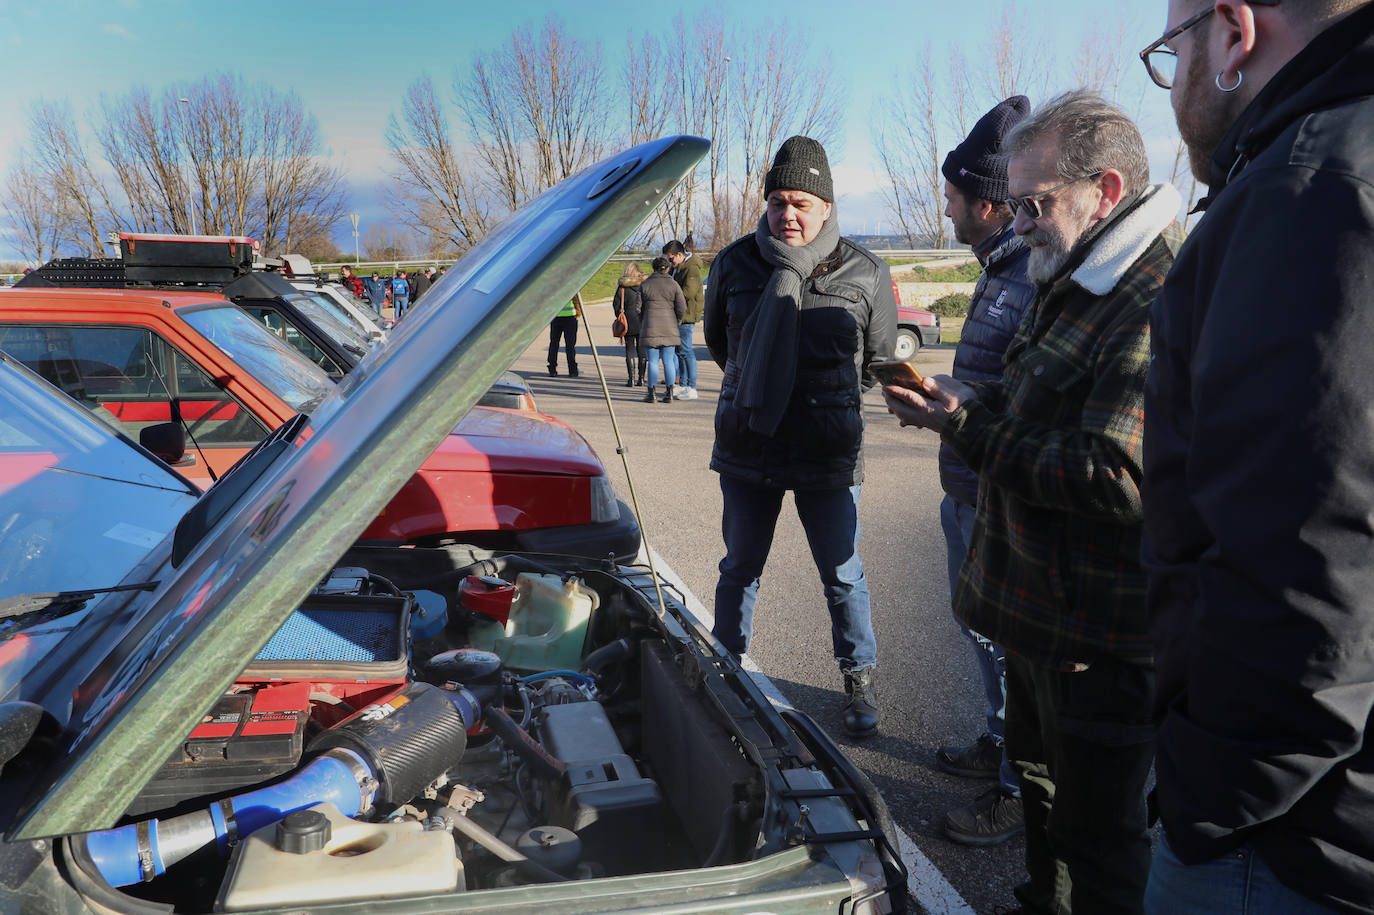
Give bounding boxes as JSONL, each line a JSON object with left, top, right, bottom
{"left": 0, "top": 0, "right": 1182, "bottom": 260}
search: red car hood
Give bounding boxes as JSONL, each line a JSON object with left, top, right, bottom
{"left": 424, "top": 405, "right": 603, "bottom": 476}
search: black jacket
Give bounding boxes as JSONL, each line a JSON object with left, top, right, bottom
{"left": 1143, "top": 7, "right": 1374, "bottom": 911}
{"left": 613, "top": 277, "right": 644, "bottom": 336}
{"left": 705, "top": 234, "right": 896, "bottom": 490}
{"left": 938, "top": 224, "right": 1034, "bottom": 506}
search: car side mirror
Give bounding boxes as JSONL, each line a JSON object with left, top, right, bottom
{"left": 140, "top": 422, "right": 188, "bottom": 464}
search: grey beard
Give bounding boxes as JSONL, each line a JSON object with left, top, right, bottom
{"left": 1026, "top": 233, "right": 1074, "bottom": 284}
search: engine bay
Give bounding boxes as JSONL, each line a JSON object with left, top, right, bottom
{"left": 80, "top": 549, "right": 774, "bottom": 912}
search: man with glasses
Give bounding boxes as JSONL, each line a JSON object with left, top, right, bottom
{"left": 1141, "top": 2, "right": 1374, "bottom": 913}
{"left": 884, "top": 91, "right": 1180, "bottom": 914}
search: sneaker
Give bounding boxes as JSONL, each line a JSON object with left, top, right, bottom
{"left": 936, "top": 733, "right": 1002, "bottom": 779}
{"left": 943, "top": 786, "right": 1024, "bottom": 847}
{"left": 681, "top": 386, "right": 699, "bottom": 400}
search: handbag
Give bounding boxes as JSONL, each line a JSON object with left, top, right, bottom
{"left": 611, "top": 311, "right": 628, "bottom": 338}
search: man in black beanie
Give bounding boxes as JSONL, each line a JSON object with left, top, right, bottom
{"left": 704, "top": 135, "right": 896, "bottom": 737}
{"left": 930, "top": 95, "right": 1037, "bottom": 848}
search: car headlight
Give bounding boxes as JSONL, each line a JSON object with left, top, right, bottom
{"left": 589, "top": 474, "right": 619, "bottom": 523}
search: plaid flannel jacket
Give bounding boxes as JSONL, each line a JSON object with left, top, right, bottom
{"left": 942, "top": 191, "right": 1178, "bottom": 667}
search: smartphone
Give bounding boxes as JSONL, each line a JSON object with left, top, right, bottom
{"left": 868, "top": 359, "right": 926, "bottom": 390}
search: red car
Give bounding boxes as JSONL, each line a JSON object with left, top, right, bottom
{"left": 0, "top": 286, "right": 639, "bottom": 559}
{"left": 891, "top": 279, "right": 942, "bottom": 360}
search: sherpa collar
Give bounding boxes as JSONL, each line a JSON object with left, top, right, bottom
{"left": 1070, "top": 183, "right": 1181, "bottom": 296}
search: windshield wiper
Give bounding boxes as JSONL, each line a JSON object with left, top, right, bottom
{"left": 0, "top": 581, "right": 160, "bottom": 631}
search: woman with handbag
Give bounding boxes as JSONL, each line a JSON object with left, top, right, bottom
{"left": 613, "top": 262, "right": 647, "bottom": 387}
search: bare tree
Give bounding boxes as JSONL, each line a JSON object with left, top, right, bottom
{"left": 459, "top": 17, "right": 607, "bottom": 215}
{"left": 1, "top": 151, "right": 62, "bottom": 264}
{"left": 26, "top": 100, "right": 115, "bottom": 257}
{"left": 362, "top": 224, "right": 413, "bottom": 261}
{"left": 387, "top": 75, "right": 490, "bottom": 253}
{"left": 873, "top": 47, "right": 946, "bottom": 248}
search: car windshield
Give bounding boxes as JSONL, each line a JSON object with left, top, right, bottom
{"left": 284, "top": 291, "right": 371, "bottom": 356}
{"left": 177, "top": 304, "right": 334, "bottom": 413}
{"left": 0, "top": 359, "right": 198, "bottom": 596}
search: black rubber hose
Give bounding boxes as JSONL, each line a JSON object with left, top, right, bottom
{"left": 578, "top": 637, "right": 636, "bottom": 675}
{"left": 483, "top": 705, "right": 565, "bottom": 781}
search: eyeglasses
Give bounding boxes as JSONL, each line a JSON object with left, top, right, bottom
{"left": 1138, "top": 7, "right": 1213, "bottom": 89}
{"left": 1006, "top": 172, "right": 1102, "bottom": 220}
{"left": 1139, "top": 1, "right": 1280, "bottom": 89}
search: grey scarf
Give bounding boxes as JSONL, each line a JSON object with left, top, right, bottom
{"left": 736, "top": 213, "right": 841, "bottom": 435}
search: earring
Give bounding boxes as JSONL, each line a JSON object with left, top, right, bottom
{"left": 1216, "top": 70, "right": 1243, "bottom": 93}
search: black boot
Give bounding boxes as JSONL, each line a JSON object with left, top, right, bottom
{"left": 547, "top": 364, "right": 558, "bottom": 377}
{"left": 842, "top": 667, "right": 880, "bottom": 738}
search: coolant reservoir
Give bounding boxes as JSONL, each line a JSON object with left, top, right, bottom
{"left": 215, "top": 803, "right": 462, "bottom": 911}
{"left": 492, "top": 573, "right": 599, "bottom": 672}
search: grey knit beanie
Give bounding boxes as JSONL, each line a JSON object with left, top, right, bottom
{"left": 764, "top": 136, "right": 834, "bottom": 202}
{"left": 942, "top": 95, "right": 1030, "bottom": 203}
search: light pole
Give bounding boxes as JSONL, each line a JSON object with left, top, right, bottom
{"left": 723, "top": 56, "right": 731, "bottom": 238}
{"left": 179, "top": 98, "right": 198, "bottom": 236}
{"left": 349, "top": 213, "right": 360, "bottom": 264}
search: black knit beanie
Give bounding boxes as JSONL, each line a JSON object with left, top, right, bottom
{"left": 764, "top": 136, "right": 833, "bottom": 202}
{"left": 942, "top": 95, "right": 1030, "bottom": 203}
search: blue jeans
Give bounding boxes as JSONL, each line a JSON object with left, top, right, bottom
{"left": 712, "top": 475, "right": 877, "bottom": 670}
{"left": 1146, "top": 835, "right": 1341, "bottom": 915}
{"left": 395, "top": 295, "right": 410, "bottom": 319}
{"left": 645, "top": 345, "right": 677, "bottom": 389}
{"left": 676, "top": 322, "right": 697, "bottom": 389}
{"left": 941, "top": 494, "right": 1017, "bottom": 795}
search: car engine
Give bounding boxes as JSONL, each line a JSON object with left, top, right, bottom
{"left": 79, "top": 550, "right": 770, "bottom": 911}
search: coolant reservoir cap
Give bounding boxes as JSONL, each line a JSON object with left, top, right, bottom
{"left": 275, "top": 809, "right": 331, "bottom": 854}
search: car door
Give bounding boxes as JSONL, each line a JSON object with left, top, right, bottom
{"left": 0, "top": 323, "right": 269, "bottom": 487}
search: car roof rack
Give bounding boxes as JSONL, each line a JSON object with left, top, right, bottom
{"left": 15, "top": 233, "right": 261, "bottom": 288}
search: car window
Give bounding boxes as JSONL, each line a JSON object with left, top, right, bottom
{"left": 235, "top": 306, "right": 348, "bottom": 380}
{"left": 289, "top": 290, "right": 376, "bottom": 350}
{"left": 0, "top": 324, "right": 269, "bottom": 447}
{"left": 178, "top": 304, "right": 333, "bottom": 413}
{"left": 0, "top": 359, "right": 198, "bottom": 596}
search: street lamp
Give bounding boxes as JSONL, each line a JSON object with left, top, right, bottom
{"left": 349, "top": 213, "right": 360, "bottom": 264}
{"left": 179, "top": 98, "right": 199, "bottom": 236}
{"left": 723, "top": 56, "right": 731, "bottom": 238}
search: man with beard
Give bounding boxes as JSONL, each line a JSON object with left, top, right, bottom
{"left": 884, "top": 91, "right": 1180, "bottom": 913}
{"left": 705, "top": 135, "right": 896, "bottom": 738}
{"left": 931, "top": 95, "right": 1036, "bottom": 848}
{"left": 1140, "top": 2, "right": 1374, "bottom": 912}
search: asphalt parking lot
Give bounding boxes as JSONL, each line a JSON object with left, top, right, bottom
{"left": 503, "top": 298, "right": 1022, "bottom": 915}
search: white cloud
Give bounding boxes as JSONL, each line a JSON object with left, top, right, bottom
{"left": 100, "top": 23, "right": 133, "bottom": 39}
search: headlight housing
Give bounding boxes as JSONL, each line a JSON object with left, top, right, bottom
{"left": 589, "top": 474, "right": 619, "bottom": 523}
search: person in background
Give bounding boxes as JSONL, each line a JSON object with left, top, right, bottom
{"left": 613, "top": 262, "right": 648, "bottom": 387}
{"left": 633, "top": 256, "right": 685, "bottom": 403}
{"left": 931, "top": 94, "right": 1036, "bottom": 849}
{"left": 884, "top": 91, "right": 1179, "bottom": 913}
{"left": 1141, "top": 1, "right": 1374, "bottom": 911}
{"left": 663, "top": 238, "right": 702, "bottom": 400}
{"left": 391, "top": 270, "right": 411, "bottom": 320}
{"left": 704, "top": 135, "right": 896, "bottom": 738}
{"left": 410, "top": 266, "right": 431, "bottom": 303}
{"left": 547, "top": 297, "right": 580, "bottom": 377}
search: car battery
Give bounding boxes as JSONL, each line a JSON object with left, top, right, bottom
{"left": 127, "top": 579, "right": 413, "bottom": 817}
{"left": 126, "top": 683, "right": 311, "bottom": 817}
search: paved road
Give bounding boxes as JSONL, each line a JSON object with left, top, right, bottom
{"left": 510, "top": 299, "right": 1022, "bottom": 914}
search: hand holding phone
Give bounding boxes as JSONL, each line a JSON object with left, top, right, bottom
{"left": 869, "top": 359, "right": 926, "bottom": 390}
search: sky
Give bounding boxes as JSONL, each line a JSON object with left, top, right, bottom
{"left": 0, "top": 0, "right": 1184, "bottom": 262}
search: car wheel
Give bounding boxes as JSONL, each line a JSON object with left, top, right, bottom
{"left": 894, "top": 328, "right": 919, "bottom": 361}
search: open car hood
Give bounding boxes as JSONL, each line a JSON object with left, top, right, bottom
{"left": 8, "top": 136, "right": 708, "bottom": 840}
